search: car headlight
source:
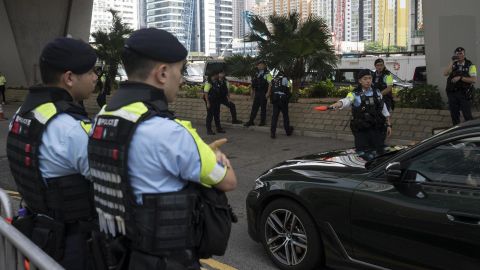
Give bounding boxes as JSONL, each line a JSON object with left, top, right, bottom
{"left": 254, "top": 178, "right": 265, "bottom": 190}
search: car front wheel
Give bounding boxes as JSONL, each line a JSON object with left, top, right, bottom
{"left": 260, "top": 198, "right": 323, "bottom": 270}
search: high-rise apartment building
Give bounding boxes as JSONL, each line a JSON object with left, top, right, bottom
{"left": 233, "top": 0, "right": 246, "bottom": 39}
{"left": 143, "top": 0, "right": 232, "bottom": 55}
{"left": 345, "top": 0, "right": 359, "bottom": 41}
{"left": 252, "top": 0, "right": 313, "bottom": 22}
{"left": 375, "top": 0, "right": 409, "bottom": 47}
{"left": 312, "top": 0, "right": 335, "bottom": 31}
{"left": 90, "top": 0, "right": 138, "bottom": 35}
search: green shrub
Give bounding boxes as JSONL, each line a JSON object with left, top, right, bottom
{"left": 330, "top": 85, "right": 355, "bottom": 98}
{"left": 471, "top": 88, "right": 480, "bottom": 109}
{"left": 303, "top": 80, "right": 335, "bottom": 98}
{"left": 397, "top": 84, "right": 444, "bottom": 109}
{"left": 182, "top": 85, "right": 202, "bottom": 98}
{"left": 234, "top": 85, "right": 250, "bottom": 95}
{"left": 297, "top": 88, "right": 310, "bottom": 98}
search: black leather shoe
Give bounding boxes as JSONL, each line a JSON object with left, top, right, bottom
{"left": 258, "top": 122, "right": 266, "bottom": 126}
{"left": 217, "top": 128, "right": 226, "bottom": 133}
{"left": 270, "top": 133, "right": 276, "bottom": 139}
{"left": 244, "top": 122, "right": 254, "bottom": 127}
{"left": 232, "top": 120, "right": 243, "bottom": 124}
{"left": 207, "top": 130, "right": 216, "bottom": 135}
{"left": 286, "top": 126, "right": 294, "bottom": 136}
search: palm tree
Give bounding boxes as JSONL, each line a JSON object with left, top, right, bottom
{"left": 246, "top": 13, "right": 337, "bottom": 92}
{"left": 225, "top": 54, "right": 257, "bottom": 78}
{"left": 91, "top": 9, "right": 133, "bottom": 94}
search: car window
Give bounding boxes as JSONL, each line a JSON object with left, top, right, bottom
{"left": 404, "top": 137, "right": 480, "bottom": 188}
{"left": 338, "top": 71, "right": 356, "bottom": 83}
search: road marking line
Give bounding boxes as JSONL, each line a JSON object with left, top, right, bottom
{"left": 200, "top": 259, "right": 237, "bottom": 270}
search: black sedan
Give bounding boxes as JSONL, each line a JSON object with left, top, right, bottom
{"left": 247, "top": 120, "right": 480, "bottom": 270}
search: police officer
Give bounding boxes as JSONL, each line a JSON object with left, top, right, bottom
{"left": 443, "top": 47, "right": 477, "bottom": 125}
{"left": 203, "top": 72, "right": 226, "bottom": 135}
{"left": 6, "top": 38, "right": 98, "bottom": 269}
{"left": 218, "top": 70, "right": 242, "bottom": 124}
{"left": 330, "top": 69, "right": 392, "bottom": 159}
{"left": 0, "top": 71, "right": 6, "bottom": 104}
{"left": 87, "top": 28, "right": 237, "bottom": 270}
{"left": 372, "top": 58, "right": 395, "bottom": 112}
{"left": 266, "top": 70, "right": 293, "bottom": 139}
{"left": 244, "top": 60, "right": 272, "bottom": 127}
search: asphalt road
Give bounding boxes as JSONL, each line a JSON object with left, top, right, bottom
{"left": 0, "top": 101, "right": 352, "bottom": 269}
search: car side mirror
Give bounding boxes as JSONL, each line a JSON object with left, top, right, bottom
{"left": 385, "top": 162, "right": 402, "bottom": 183}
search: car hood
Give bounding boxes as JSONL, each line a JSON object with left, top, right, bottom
{"left": 272, "top": 146, "right": 408, "bottom": 172}
{"left": 286, "top": 148, "right": 368, "bottom": 169}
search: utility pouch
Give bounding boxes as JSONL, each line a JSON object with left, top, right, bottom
{"left": 197, "top": 186, "right": 237, "bottom": 259}
{"left": 88, "top": 232, "right": 130, "bottom": 270}
{"left": 12, "top": 214, "right": 35, "bottom": 239}
{"left": 31, "top": 215, "right": 66, "bottom": 260}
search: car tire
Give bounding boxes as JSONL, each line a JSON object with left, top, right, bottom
{"left": 260, "top": 198, "right": 323, "bottom": 270}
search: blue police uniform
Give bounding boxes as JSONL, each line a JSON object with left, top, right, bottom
{"left": 6, "top": 38, "right": 97, "bottom": 270}
{"left": 39, "top": 113, "right": 90, "bottom": 179}
{"left": 87, "top": 28, "right": 231, "bottom": 270}
{"left": 128, "top": 117, "right": 203, "bottom": 204}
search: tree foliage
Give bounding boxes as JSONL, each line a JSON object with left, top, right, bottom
{"left": 225, "top": 54, "right": 257, "bottom": 78}
{"left": 91, "top": 9, "right": 133, "bottom": 92}
{"left": 365, "top": 41, "right": 406, "bottom": 53}
{"left": 246, "top": 13, "right": 337, "bottom": 92}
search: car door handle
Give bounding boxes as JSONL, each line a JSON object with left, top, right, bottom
{"left": 446, "top": 211, "right": 480, "bottom": 225}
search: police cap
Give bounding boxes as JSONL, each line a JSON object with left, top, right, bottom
{"left": 124, "top": 28, "right": 187, "bottom": 63}
{"left": 40, "top": 37, "right": 97, "bottom": 74}
{"left": 454, "top": 47, "right": 465, "bottom": 53}
{"left": 357, "top": 69, "right": 372, "bottom": 80}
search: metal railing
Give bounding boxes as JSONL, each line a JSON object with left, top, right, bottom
{"left": 0, "top": 188, "right": 64, "bottom": 270}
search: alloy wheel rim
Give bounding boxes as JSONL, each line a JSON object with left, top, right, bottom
{"left": 264, "top": 209, "right": 308, "bottom": 266}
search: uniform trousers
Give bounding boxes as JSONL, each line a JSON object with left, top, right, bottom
{"left": 271, "top": 101, "right": 291, "bottom": 135}
{"left": 447, "top": 90, "right": 473, "bottom": 125}
{"left": 204, "top": 98, "right": 221, "bottom": 131}
{"left": 353, "top": 127, "right": 386, "bottom": 155}
{"left": 248, "top": 95, "right": 267, "bottom": 124}
{"left": 219, "top": 98, "right": 238, "bottom": 121}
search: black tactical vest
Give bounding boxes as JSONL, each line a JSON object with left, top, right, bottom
{"left": 447, "top": 59, "right": 474, "bottom": 92}
{"left": 219, "top": 80, "right": 229, "bottom": 99}
{"left": 6, "top": 87, "right": 95, "bottom": 222}
{"left": 373, "top": 70, "right": 394, "bottom": 102}
{"left": 207, "top": 80, "right": 222, "bottom": 100}
{"left": 271, "top": 76, "right": 289, "bottom": 104}
{"left": 88, "top": 82, "right": 200, "bottom": 257}
{"left": 350, "top": 87, "right": 386, "bottom": 132}
{"left": 252, "top": 70, "right": 270, "bottom": 94}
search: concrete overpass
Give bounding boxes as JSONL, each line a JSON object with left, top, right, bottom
{"left": 0, "top": 0, "right": 93, "bottom": 87}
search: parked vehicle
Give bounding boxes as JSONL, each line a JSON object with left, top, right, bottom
{"left": 183, "top": 61, "right": 205, "bottom": 85}
{"left": 413, "top": 65, "right": 427, "bottom": 85}
{"left": 247, "top": 120, "right": 480, "bottom": 270}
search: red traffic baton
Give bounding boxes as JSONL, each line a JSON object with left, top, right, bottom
{"left": 314, "top": 105, "right": 333, "bottom": 111}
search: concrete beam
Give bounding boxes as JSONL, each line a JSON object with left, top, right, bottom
{"left": 424, "top": 0, "right": 480, "bottom": 102}
{"left": 0, "top": 0, "right": 93, "bottom": 87}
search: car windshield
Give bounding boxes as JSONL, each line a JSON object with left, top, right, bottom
{"left": 185, "top": 62, "right": 205, "bottom": 76}
{"left": 365, "top": 145, "right": 410, "bottom": 170}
